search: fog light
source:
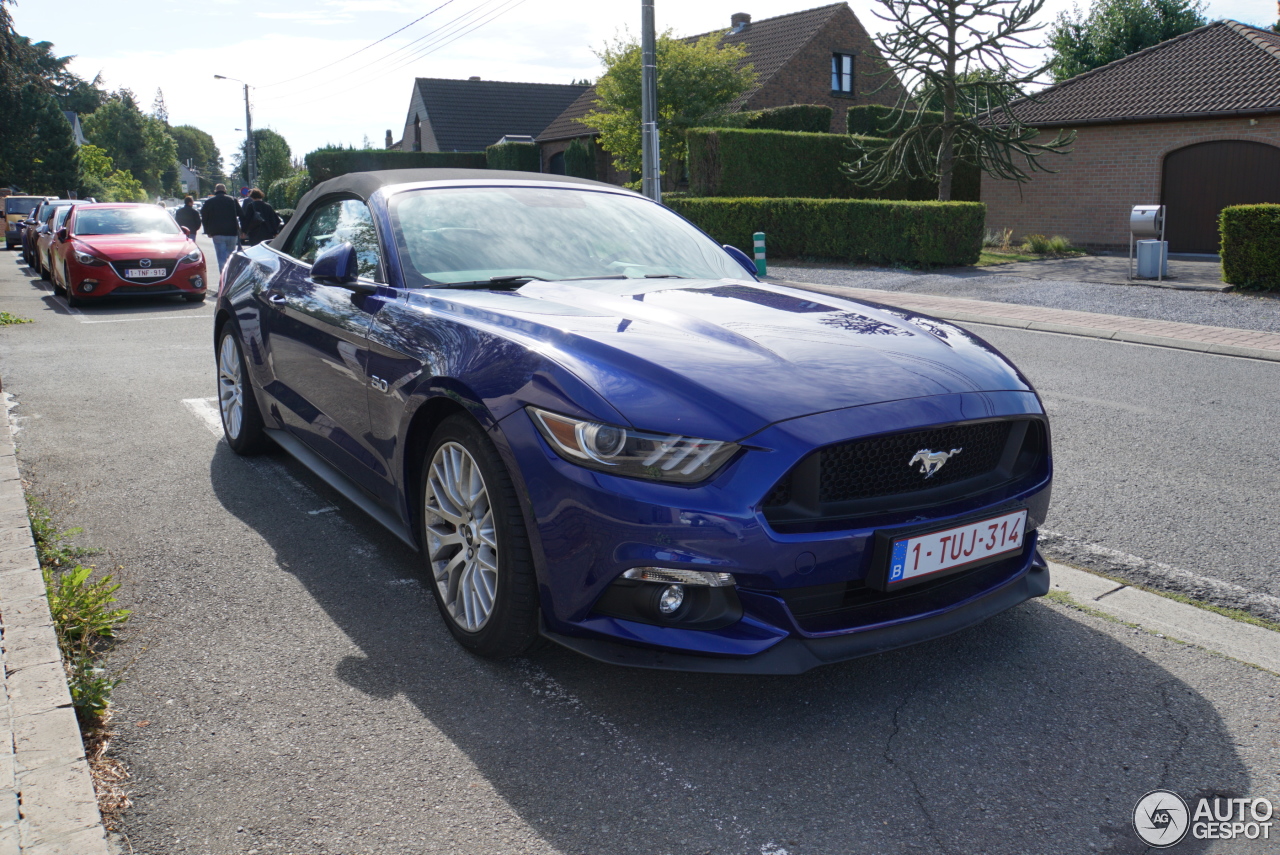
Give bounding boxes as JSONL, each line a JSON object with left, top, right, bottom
{"left": 81, "top": 281, "right": 95, "bottom": 292}
{"left": 190, "top": 275, "right": 204, "bottom": 289}
{"left": 657, "top": 584, "right": 684, "bottom": 615}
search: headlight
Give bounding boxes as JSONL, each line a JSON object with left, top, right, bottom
{"left": 180, "top": 248, "right": 202, "bottom": 264}
{"left": 529, "top": 407, "right": 739, "bottom": 483}
{"left": 73, "top": 250, "right": 105, "bottom": 266}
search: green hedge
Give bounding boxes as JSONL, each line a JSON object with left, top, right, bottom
{"left": 266, "top": 171, "right": 313, "bottom": 210}
{"left": 305, "top": 149, "right": 488, "bottom": 183}
{"left": 740, "top": 104, "right": 834, "bottom": 134}
{"left": 688, "top": 128, "right": 973, "bottom": 201}
{"left": 846, "top": 105, "right": 943, "bottom": 137}
{"left": 666, "top": 197, "right": 985, "bottom": 267}
{"left": 564, "top": 139, "right": 596, "bottom": 180}
{"left": 485, "top": 142, "right": 540, "bottom": 172}
{"left": 1220, "top": 204, "right": 1280, "bottom": 291}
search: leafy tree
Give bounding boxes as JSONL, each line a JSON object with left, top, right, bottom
{"left": 169, "top": 124, "right": 223, "bottom": 189}
{"left": 77, "top": 144, "right": 146, "bottom": 202}
{"left": 1048, "top": 0, "right": 1206, "bottom": 82}
{"left": 1, "top": 84, "right": 76, "bottom": 192}
{"left": 232, "top": 128, "right": 293, "bottom": 190}
{"left": 150, "top": 87, "right": 168, "bottom": 124}
{"left": 82, "top": 89, "right": 178, "bottom": 194}
{"left": 583, "top": 31, "right": 756, "bottom": 190}
{"left": 846, "top": 0, "right": 1074, "bottom": 201}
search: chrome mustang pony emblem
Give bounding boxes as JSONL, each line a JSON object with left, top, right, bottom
{"left": 909, "top": 447, "right": 962, "bottom": 479}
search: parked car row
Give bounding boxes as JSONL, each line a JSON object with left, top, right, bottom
{"left": 7, "top": 197, "right": 208, "bottom": 306}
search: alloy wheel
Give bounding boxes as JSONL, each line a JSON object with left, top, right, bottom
{"left": 424, "top": 441, "right": 499, "bottom": 632}
{"left": 217, "top": 334, "right": 244, "bottom": 440}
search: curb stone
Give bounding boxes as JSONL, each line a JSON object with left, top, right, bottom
{"left": 0, "top": 400, "right": 111, "bottom": 855}
{"left": 1048, "top": 562, "right": 1280, "bottom": 674}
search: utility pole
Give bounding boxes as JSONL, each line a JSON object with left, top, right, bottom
{"left": 214, "top": 75, "right": 257, "bottom": 188}
{"left": 640, "top": 0, "right": 661, "bottom": 202}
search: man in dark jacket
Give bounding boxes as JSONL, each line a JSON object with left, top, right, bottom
{"left": 239, "top": 188, "right": 281, "bottom": 247}
{"left": 174, "top": 196, "right": 201, "bottom": 237}
{"left": 201, "top": 184, "right": 241, "bottom": 273}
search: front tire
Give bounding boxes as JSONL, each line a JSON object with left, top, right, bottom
{"left": 217, "top": 327, "right": 270, "bottom": 454}
{"left": 421, "top": 415, "right": 538, "bottom": 658}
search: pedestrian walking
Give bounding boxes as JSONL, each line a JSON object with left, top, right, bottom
{"left": 239, "top": 188, "right": 281, "bottom": 247}
{"left": 201, "top": 184, "right": 242, "bottom": 274}
{"left": 174, "top": 195, "right": 201, "bottom": 237}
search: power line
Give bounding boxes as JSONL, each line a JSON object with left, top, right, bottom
{"left": 280, "top": 0, "right": 535, "bottom": 111}
{"left": 256, "top": 0, "right": 511, "bottom": 103}
{"left": 255, "top": 0, "right": 461, "bottom": 89}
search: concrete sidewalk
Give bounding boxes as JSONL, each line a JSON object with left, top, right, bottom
{"left": 0, "top": 400, "right": 111, "bottom": 854}
{"left": 777, "top": 277, "right": 1280, "bottom": 362}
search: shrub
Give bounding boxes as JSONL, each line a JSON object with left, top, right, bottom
{"left": 740, "top": 104, "right": 834, "bottom": 134}
{"left": 1024, "top": 233, "right": 1051, "bottom": 253}
{"left": 564, "top": 138, "right": 597, "bottom": 180}
{"left": 666, "top": 197, "right": 985, "bottom": 266}
{"left": 305, "top": 149, "right": 487, "bottom": 183}
{"left": 983, "top": 226, "right": 1013, "bottom": 249}
{"left": 1220, "top": 204, "right": 1280, "bottom": 291}
{"left": 486, "top": 141, "right": 540, "bottom": 172}
{"left": 846, "top": 105, "right": 944, "bottom": 137}
{"left": 275, "top": 208, "right": 295, "bottom": 224}
{"left": 267, "top": 171, "right": 313, "bottom": 209}
{"left": 686, "top": 127, "right": 979, "bottom": 201}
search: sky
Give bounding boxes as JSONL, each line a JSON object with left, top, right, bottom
{"left": 10, "top": 0, "right": 1271, "bottom": 174}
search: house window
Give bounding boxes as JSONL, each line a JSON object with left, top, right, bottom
{"left": 831, "top": 53, "right": 854, "bottom": 94}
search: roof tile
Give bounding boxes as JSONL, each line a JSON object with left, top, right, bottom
{"left": 417, "top": 78, "right": 588, "bottom": 151}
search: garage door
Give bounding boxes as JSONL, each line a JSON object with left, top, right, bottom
{"left": 1161, "top": 140, "right": 1280, "bottom": 253}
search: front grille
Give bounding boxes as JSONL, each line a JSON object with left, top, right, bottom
{"left": 110, "top": 258, "right": 176, "bottom": 283}
{"left": 762, "top": 418, "right": 1047, "bottom": 530}
{"left": 820, "top": 421, "right": 1011, "bottom": 503}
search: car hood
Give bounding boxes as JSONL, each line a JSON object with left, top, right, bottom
{"left": 73, "top": 234, "right": 191, "bottom": 257}
{"left": 412, "top": 279, "right": 1037, "bottom": 440}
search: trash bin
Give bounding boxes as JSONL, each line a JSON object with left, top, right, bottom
{"left": 1136, "top": 240, "right": 1168, "bottom": 278}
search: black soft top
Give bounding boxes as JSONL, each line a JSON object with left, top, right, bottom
{"left": 273, "top": 168, "right": 621, "bottom": 250}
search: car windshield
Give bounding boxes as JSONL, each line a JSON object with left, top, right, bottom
{"left": 387, "top": 186, "right": 747, "bottom": 287}
{"left": 6, "top": 198, "right": 40, "bottom": 215}
{"left": 72, "top": 207, "right": 181, "bottom": 237}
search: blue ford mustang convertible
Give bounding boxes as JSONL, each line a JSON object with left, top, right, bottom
{"left": 214, "top": 169, "right": 1052, "bottom": 674}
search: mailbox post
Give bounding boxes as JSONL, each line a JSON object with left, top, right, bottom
{"left": 1129, "top": 205, "right": 1167, "bottom": 282}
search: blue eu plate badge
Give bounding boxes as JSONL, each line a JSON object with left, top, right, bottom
{"left": 889, "top": 540, "right": 908, "bottom": 583}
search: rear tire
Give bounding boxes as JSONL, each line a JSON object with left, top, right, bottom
{"left": 420, "top": 415, "right": 539, "bottom": 658}
{"left": 38, "top": 259, "right": 50, "bottom": 281}
{"left": 217, "top": 327, "right": 270, "bottom": 454}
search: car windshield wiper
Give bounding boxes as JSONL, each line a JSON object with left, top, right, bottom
{"left": 431, "top": 274, "right": 549, "bottom": 289}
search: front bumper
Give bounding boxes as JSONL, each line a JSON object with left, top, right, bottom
{"left": 543, "top": 551, "right": 1050, "bottom": 674}
{"left": 65, "top": 259, "right": 207, "bottom": 299}
{"left": 500, "top": 391, "right": 1053, "bottom": 672}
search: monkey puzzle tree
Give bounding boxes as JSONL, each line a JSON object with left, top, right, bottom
{"left": 847, "top": 0, "right": 1074, "bottom": 201}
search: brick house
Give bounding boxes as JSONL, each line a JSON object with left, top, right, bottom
{"left": 983, "top": 21, "right": 1280, "bottom": 253}
{"left": 398, "top": 77, "right": 588, "bottom": 153}
{"left": 537, "top": 2, "right": 903, "bottom": 179}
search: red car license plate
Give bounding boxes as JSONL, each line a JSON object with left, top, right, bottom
{"left": 888, "top": 509, "right": 1027, "bottom": 587}
{"left": 124, "top": 268, "right": 165, "bottom": 279}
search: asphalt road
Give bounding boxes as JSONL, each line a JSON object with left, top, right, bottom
{"left": 1, "top": 249, "right": 1278, "bottom": 855}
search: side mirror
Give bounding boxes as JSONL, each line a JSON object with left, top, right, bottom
{"left": 56, "top": 228, "right": 69, "bottom": 243}
{"left": 310, "top": 242, "right": 358, "bottom": 285}
{"left": 722, "top": 244, "right": 759, "bottom": 279}
{"left": 180, "top": 226, "right": 191, "bottom": 237}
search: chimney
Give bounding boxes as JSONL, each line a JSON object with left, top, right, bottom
{"left": 730, "top": 12, "right": 751, "bottom": 32}
{"left": 385, "top": 129, "right": 394, "bottom": 149}
{"left": 469, "top": 76, "right": 481, "bottom": 81}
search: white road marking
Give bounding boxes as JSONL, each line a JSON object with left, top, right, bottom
{"left": 1040, "top": 528, "right": 1280, "bottom": 621}
{"left": 182, "top": 397, "right": 224, "bottom": 437}
{"left": 181, "top": 396, "right": 341, "bottom": 516}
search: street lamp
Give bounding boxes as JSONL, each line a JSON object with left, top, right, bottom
{"left": 214, "top": 75, "right": 257, "bottom": 189}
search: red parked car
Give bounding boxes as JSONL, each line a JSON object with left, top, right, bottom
{"left": 49, "top": 203, "right": 208, "bottom": 307}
